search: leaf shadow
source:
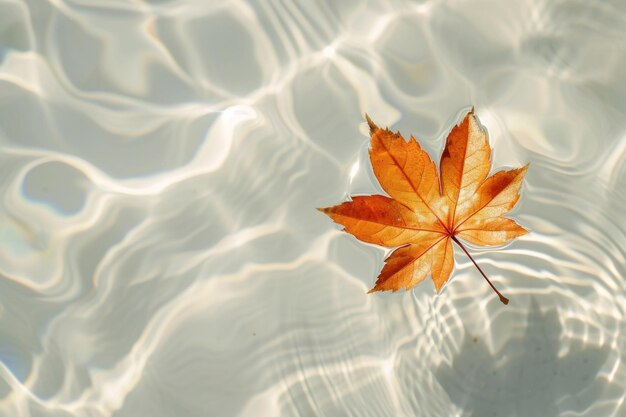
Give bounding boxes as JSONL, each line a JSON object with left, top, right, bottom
{"left": 436, "top": 299, "right": 611, "bottom": 417}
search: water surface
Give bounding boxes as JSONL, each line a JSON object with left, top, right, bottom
{"left": 0, "top": 0, "right": 625, "bottom": 416}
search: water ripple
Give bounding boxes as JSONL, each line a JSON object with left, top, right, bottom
{"left": 0, "top": 0, "right": 625, "bottom": 416}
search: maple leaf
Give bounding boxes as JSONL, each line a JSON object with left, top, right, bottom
{"left": 319, "top": 109, "right": 528, "bottom": 304}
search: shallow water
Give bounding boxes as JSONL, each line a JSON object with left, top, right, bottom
{"left": 0, "top": 0, "right": 625, "bottom": 416}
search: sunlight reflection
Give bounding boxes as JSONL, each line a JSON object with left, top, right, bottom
{"left": 0, "top": 0, "right": 624, "bottom": 416}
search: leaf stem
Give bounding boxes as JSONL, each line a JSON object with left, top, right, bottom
{"left": 451, "top": 235, "right": 509, "bottom": 305}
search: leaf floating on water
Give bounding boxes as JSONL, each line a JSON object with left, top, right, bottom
{"left": 319, "top": 109, "right": 529, "bottom": 305}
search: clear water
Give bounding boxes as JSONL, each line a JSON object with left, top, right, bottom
{"left": 0, "top": 1, "right": 625, "bottom": 416}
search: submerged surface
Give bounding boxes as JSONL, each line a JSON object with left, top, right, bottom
{"left": 0, "top": 0, "right": 625, "bottom": 416}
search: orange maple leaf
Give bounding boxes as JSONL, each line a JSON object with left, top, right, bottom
{"left": 319, "top": 109, "right": 528, "bottom": 305}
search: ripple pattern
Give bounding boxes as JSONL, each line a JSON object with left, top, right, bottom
{"left": 0, "top": 0, "right": 625, "bottom": 416}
